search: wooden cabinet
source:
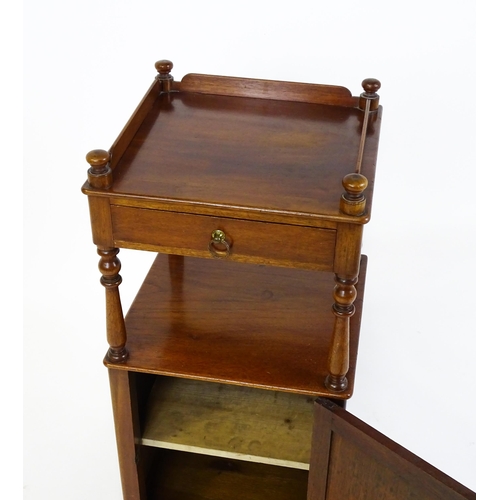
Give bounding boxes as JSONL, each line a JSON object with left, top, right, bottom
{"left": 82, "top": 60, "right": 475, "bottom": 499}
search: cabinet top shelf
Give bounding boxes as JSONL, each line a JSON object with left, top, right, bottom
{"left": 83, "top": 65, "right": 382, "bottom": 228}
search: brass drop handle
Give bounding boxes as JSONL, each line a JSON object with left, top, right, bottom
{"left": 208, "top": 229, "right": 232, "bottom": 258}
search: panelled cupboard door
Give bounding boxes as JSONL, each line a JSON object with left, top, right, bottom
{"left": 308, "top": 399, "right": 475, "bottom": 500}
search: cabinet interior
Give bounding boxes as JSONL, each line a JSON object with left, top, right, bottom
{"left": 138, "top": 374, "right": 315, "bottom": 498}
{"left": 146, "top": 449, "right": 309, "bottom": 500}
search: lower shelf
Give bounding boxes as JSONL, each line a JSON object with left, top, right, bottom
{"left": 146, "top": 449, "right": 309, "bottom": 500}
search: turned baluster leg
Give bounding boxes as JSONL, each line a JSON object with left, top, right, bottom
{"left": 98, "top": 247, "right": 129, "bottom": 363}
{"left": 325, "top": 172, "right": 368, "bottom": 393}
{"left": 325, "top": 275, "right": 358, "bottom": 392}
{"left": 85, "top": 149, "right": 128, "bottom": 363}
{"left": 325, "top": 79, "right": 380, "bottom": 393}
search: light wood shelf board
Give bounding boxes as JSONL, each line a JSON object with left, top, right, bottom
{"left": 142, "top": 377, "right": 314, "bottom": 469}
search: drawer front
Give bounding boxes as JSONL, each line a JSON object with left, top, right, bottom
{"left": 111, "top": 206, "right": 336, "bottom": 271}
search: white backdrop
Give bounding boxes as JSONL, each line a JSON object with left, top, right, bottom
{"left": 23, "top": 1, "right": 477, "bottom": 498}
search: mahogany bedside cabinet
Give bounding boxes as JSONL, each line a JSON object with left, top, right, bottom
{"left": 82, "top": 60, "right": 475, "bottom": 499}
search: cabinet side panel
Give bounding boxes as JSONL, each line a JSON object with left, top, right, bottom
{"left": 108, "top": 369, "right": 145, "bottom": 500}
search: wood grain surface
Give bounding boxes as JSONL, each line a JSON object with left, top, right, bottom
{"left": 105, "top": 254, "right": 367, "bottom": 399}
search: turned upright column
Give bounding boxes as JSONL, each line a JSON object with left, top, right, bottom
{"left": 325, "top": 79, "right": 380, "bottom": 393}
{"left": 325, "top": 174, "right": 367, "bottom": 392}
{"left": 86, "top": 149, "right": 128, "bottom": 363}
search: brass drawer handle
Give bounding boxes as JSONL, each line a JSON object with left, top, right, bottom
{"left": 208, "top": 229, "right": 232, "bottom": 258}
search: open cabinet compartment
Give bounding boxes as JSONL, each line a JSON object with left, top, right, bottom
{"left": 140, "top": 375, "right": 314, "bottom": 499}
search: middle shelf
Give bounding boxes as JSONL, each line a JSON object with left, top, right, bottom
{"left": 106, "top": 253, "right": 368, "bottom": 399}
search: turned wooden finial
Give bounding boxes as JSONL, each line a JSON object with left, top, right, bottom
{"left": 86, "top": 149, "right": 112, "bottom": 189}
{"left": 339, "top": 173, "right": 368, "bottom": 216}
{"left": 359, "top": 78, "right": 381, "bottom": 111}
{"left": 155, "top": 59, "right": 174, "bottom": 79}
{"left": 155, "top": 60, "right": 174, "bottom": 91}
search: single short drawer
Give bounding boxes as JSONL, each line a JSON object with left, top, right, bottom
{"left": 111, "top": 206, "right": 336, "bottom": 271}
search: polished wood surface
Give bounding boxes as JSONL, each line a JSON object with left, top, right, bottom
{"left": 308, "top": 399, "right": 476, "bottom": 500}
{"left": 110, "top": 205, "right": 337, "bottom": 271}
{"left": 96, "top": 90, "right": 381, "bottom": 227}
{"left": 327, "top": 222, "right": 364, "bottom": 392}
{"left": 108, "top": 370, "right": 146, "bottom": 499}
{"left": 178, "top": 72, "right": 357, "bottom": 106}
{"left": 98, "top": 247, "right": 128, "bottom": 363}
{"left": 105, "top": 254, "right": 367, "bottom": 399}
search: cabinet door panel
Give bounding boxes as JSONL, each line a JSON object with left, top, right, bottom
{"left": 308, "top": 399, "right": 475, "bottom": 500}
